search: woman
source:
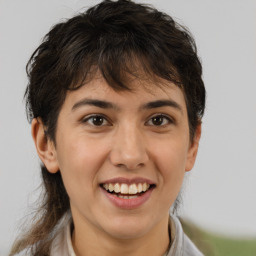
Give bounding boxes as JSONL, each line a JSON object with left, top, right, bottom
{"left": 10, "top": 0, "right": 205, "bottom": 255}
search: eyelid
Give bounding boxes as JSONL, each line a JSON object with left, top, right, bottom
{"left": 81, "top": 114, "right": 112, "bottom": 126}
{"left": 145, "top": 113, "right": 175, "bottom": 126}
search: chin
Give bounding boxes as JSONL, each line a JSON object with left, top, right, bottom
{"left": 102, "top": 215, "right": 153, "bottom": 240}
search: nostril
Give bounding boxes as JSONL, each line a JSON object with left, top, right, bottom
{"left": 114, "top": 162, "right": 145, "bottom": 170}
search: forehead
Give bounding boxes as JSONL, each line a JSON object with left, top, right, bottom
{"left": 63, "top": 75, "right": 187, "bottom": 113}
{"left": 66, "top": 79, "right": 186, "bottom": 115}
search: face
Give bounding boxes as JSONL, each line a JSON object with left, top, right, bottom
{"left": 38, "top": 76, "right": 200, "bottom": 240}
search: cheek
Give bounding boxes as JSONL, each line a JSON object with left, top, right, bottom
{"left": 57, "top": 131, "right": 107, "bottom": 171}
{"left": 152, "top": 139, "right": 188, "bottom": 190}
{"left": 146, "top": 140, "right": 187, "bottom": 211}
{"left": 55, "top": 136, "right": 108, "bottom": 199}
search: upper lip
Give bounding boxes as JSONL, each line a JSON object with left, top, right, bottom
{"left": 100, "top": 177, "right": 155, "bottom": 185}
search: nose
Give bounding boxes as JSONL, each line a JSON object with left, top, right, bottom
{"left": 109, "top": 125, "right": 149, "bottom": 170}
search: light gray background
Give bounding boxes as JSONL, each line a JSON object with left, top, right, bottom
{"left": 1, "top": 0, "right": 256, "bottom": 254}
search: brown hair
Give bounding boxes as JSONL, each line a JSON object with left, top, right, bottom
{"left": 10, "top": 0, "right": 205, "bottom": 255}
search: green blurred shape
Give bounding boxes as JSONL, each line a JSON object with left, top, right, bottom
{"left": 180, "top": 218, "right": 256, "bottom": 256}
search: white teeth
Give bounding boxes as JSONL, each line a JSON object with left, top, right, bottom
{"left": 117, "top": 194, "right": 138, "bottom": 199}
{"left": 129, "top": 195, "right": 138, "bottom": 199}
{"left": 142, "top": 183, "right": 149, "bottom": 192}
{"left": 114, "top": 183, "right": 121, "bottom": 193}
{"left": 102, "top": 182, "right": 151, "bottom": 194}
{"left": 128, "top": 184, "right": 138, "bottom": 194}
{"left": 108, "top": 183, "right": 114, "bottom": 192}
{"left": 120, "top": 183, "right": 129, "bottom": 194}
{"left": 137, "top": 183, "right": 143, "bottom": 193}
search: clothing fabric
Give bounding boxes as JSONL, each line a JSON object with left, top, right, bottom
{"left": 50, "top": 213, "right": 204, "bottom": 256}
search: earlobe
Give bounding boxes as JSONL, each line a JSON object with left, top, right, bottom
{"left": 31, "top": 118, "right": 59, "bottom": 173}
{"left": 185, "top": 124, "right": 201, "bottom": 172}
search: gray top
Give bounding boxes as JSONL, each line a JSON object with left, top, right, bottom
{"left": 50, "top": 213, "right": 204, "bottom": 256}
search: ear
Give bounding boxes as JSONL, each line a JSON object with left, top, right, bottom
{"left": 31, "top": 118, "right": 59, "bottom": 173}
{"left": 185, "top": 124, "right": 201, "bottom": 172}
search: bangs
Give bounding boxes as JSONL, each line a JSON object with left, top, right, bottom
{"left": 67, "top": 42, "right": 181, "bottom": 93}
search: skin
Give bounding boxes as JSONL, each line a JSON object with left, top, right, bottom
{"left": 32, "top": 75, "right": 201, "bottom": 256}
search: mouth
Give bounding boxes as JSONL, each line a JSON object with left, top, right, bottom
{"left": 100, "top": 182, "right": 155, "bottom": 199}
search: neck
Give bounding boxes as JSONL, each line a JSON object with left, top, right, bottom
{"left": 72, "top": 213, "right": 170, "bottom": 256}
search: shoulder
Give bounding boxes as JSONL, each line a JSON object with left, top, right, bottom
{"left": 10, "top": 251, "right": 28, "bottom": 256}
{"left": 168, "top": 214, "right": 204, "bottom": 256}
{"left": 183, "top": 233, "right": 204, "bottom": 256}
{"left": 50, "top": 213, "right": 76, "bottom": 256}
{"left": 11, "top": 213, "right": 75, "bottom": 256}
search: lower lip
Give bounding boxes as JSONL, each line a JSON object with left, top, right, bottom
{"left": 101, "top": 187, "right": 154, "bottom": 210}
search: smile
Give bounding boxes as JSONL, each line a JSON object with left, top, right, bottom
{"left": 101, "top": 183, "right": 152, "bottom": 199}
{"left": 100, "top": 179, "right": 156, "bottom": 209}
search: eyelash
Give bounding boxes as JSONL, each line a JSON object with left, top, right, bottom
{"left": 81, "top": 114, "right": 174, "bottom": 127}
{"left": 81, "top": 115, "right": 111, "bottom": 126}
{"left": 145, "top": 114, "right": 174, "bottom": 126}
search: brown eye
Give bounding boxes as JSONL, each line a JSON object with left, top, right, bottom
{"left": 152, "top": 116, "right": 164, "bottom": 126}
{"left": 146, "top": 114, "right": 172, "bottom": 126}
{"left": 91, "top": 116, "right": 104, "bottom": 126}
{"left": 82, "top": 115, "right": 109, "bottom": 126}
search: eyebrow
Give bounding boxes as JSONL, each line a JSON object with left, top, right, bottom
{"left": 72, "top": 99, "right": 118, "bottom": 111}
{"left": 72, "top": 98, "right": 183, "bottom": 113}
{"left": 141, "top": 100, "right": 183, "bottom": 113}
